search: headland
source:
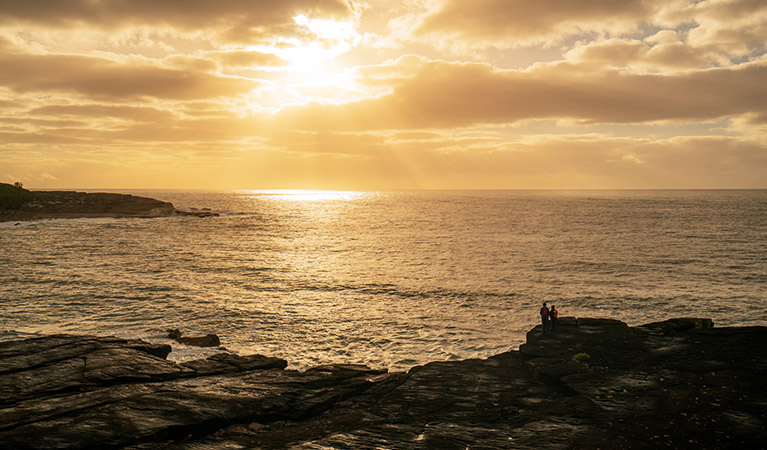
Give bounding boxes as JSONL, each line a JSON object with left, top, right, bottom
{"left": 0, "top": 317, "right": 764, "bottom": 449}
{"left": 0, "top": 182, "right": 216, "bottom": 222}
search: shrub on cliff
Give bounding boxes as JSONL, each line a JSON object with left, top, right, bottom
{"left": 573, "top": 352, "right": 591, "bottom": 362}
{"left": 0, "top": 182, "right": 34, "bottom": 209}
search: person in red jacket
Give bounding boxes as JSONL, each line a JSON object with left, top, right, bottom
{"left": 540, "top": 302, "right": 550, "bottom": 333}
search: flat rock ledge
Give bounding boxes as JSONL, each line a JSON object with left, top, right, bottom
{"left": 1, "top": 318, "right": 765, "bottom": 450}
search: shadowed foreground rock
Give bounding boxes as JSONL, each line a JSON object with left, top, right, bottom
{"left": 0, "top": 318, "right": 765, "bottom": 449}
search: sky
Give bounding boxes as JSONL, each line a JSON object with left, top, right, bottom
{"left": 1, "top": 0, "right": 766, "bottom": 190}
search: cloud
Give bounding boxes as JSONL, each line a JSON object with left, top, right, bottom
{"left": 0, "top": 0, "right": 355, "bottom": 42}
{"left": 0, "top": 97, "right": 24, "bottom": 110}
{"left": 414, "top": 0, "right": 668, "bottom": 49}
{"left": 163, "top": 55, "right": 219, "bottom": 73}
{"left": 564, "top": 36, "right": 722, "bottom": 70}
{"left": 0, "top": 116, "right": 86, "bottom": 128}
{"left": 105, "top": 116, "right": 269, "bottom": 142}
{"left": 411, "top": 0, "right": 767, "bottom": 62}
{"left": 0, "top": 131, "right": 88, "bottom": 144}
{"left": 31, "top": 104, "right": 178, "bottom": 122}
{"left": 212, "top": 50, "right": 288, "bottom": 68}
{"left": 0, "top": 1, "right": 360, "bottom": 61}
{"left": 1, "top": 0, "right": 764, "bottom": 190}
{"left": 0, "top": 52, "right": 258, "bottom": 100}
{"left": 685, "top": 0, "right": 767, "bottom": 56}
{"left": 276, "top": 58, "right": 767, "bottom": 130}
{"left": 6, "top": 130, "right": 764, "bottom": 189}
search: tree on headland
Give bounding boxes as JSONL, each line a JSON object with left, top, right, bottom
{"left": 0, "top": 182, "right": 34, "bottom": 209}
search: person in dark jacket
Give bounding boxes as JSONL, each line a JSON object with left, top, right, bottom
{"left": 540, "top": 302, "right": 550, "bottom": 333}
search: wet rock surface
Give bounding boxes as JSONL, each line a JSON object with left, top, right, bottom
{"left": 1, "top": 318, "right": 764, "bottom": 449}
{"left": 0, "top": 189, "right": 218, "bottom": 222}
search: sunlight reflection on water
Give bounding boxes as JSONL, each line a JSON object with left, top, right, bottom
{"left": 238, "top": 189, "right": 369, "bottom": 202}
{"left": 1, "top": 190, "right": 765, "bottom": 371}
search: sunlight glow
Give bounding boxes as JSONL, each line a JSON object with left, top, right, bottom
{"left": 293, "top": 14, "right": 359, "bottom": 42}
{"left": 276, "top": 14, "right": 359, "bottom": 75}
{"left": 242, "top": 14, "right": 363, "bottom": 109}
{"left": 280, "top": 42, "right": 338, "bottom": 75}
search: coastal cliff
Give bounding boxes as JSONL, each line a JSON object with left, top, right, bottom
{"left": 0, "top": 183, "right": 215, "bottom": 221}
{"left": 0, "top": 318, "right": 764, "bottom": 449}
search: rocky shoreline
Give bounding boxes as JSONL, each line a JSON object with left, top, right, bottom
{"left": 0, "top": 183, "right": 217, "bottom": 222}
{"left": 1, "top": 317, "right": 764, "bottom": 449}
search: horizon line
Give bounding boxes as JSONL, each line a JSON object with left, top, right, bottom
{"left": 14, "top": 186, "right": 767, "bottom": 192}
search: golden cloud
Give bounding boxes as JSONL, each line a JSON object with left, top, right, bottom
{"left": 31, "top": 104, "right": 178, "bottom": 122}
{"left": 276, "top": 58, "right": 767, "bottom": 130}
{"left": 686, "top": 0, "right": 767, "bottom": 56}
{"left": 2, "top": 0, "right": 765, "bottom": 189}
{"left": 5, "top": 131, "right": 764, "bottom": 189}
{"left": 564, "top": 37, "right": 721, "bottom": 70}
{"left": 212, "top": 50, "right": 288, "bottom": 68}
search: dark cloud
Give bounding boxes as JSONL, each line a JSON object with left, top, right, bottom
{"left": 0, "top": 0, "right": 354, "bottom": 29}
{"left": 0, "top": 0, "right": 357, "bottom": 46}
{"left": 31, "top": 104, "right": 177, "bottom": 121}
{"left": 0, "top": 52, "right": 258, "bottom": 100}
{"left": 0, "top": 117, "right": 86, "bottom": 128}
{"left": 416, "top": 0, "right": 662, "bottom": 47}
{"left": 0, "top": 131, "right": 87, "bottom": 144}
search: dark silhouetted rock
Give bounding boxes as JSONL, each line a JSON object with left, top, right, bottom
{"left": 166, "top": 328, "right": 183, "bottom": 340}
{"left": 0, "top": 185, "right": 217, "bottom": 222}
{"left": 166, "top": 329, "right": 221, "bottom": 347}
{"left": 1, "top": 318, "right": 765, "bottom": 449}
{"left": 640, "top": 317, "right": 714, "bottom": 334}
{"left": 175, "top": 208, "right": 220, "bottom": 218}
{"left": 175, "top": 334, "right": 221, "bottom": 347}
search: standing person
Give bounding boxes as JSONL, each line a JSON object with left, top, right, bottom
{"left": 540, "top": 302, "right": 550, "bottom": 333}
{"left": 550, "top": 304, "right": 558, "bottom": 332}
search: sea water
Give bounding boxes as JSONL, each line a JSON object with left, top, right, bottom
{"left": 1, "top": 190, "right": 765, "bottom": 370}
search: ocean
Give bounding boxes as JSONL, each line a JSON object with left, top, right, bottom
{"left": 1, "top": 190, "right": 765, "bottom": 370}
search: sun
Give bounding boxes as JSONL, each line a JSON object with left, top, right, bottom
{"left": 242, "top": 14, "right": 363, "bottom": 110}
{"left": 280, "top": 41, "right": 338, "bottom": 78}
{"left": 278, "top": 15, "right": 358, "bottom": 81}
{"left": 278, "top": 16, "right": 360, "bottom": 95}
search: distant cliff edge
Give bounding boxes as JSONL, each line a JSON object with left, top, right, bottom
{"left": 0, "top": 182, "right": 217, "bottom": 222}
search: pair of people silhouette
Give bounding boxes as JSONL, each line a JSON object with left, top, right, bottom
{"left": 539, "top": 301, "right": 558, "bottom": 333}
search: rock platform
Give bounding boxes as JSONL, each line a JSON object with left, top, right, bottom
{"left": 1, "top": 318, "right": 765, "bottom": 449}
